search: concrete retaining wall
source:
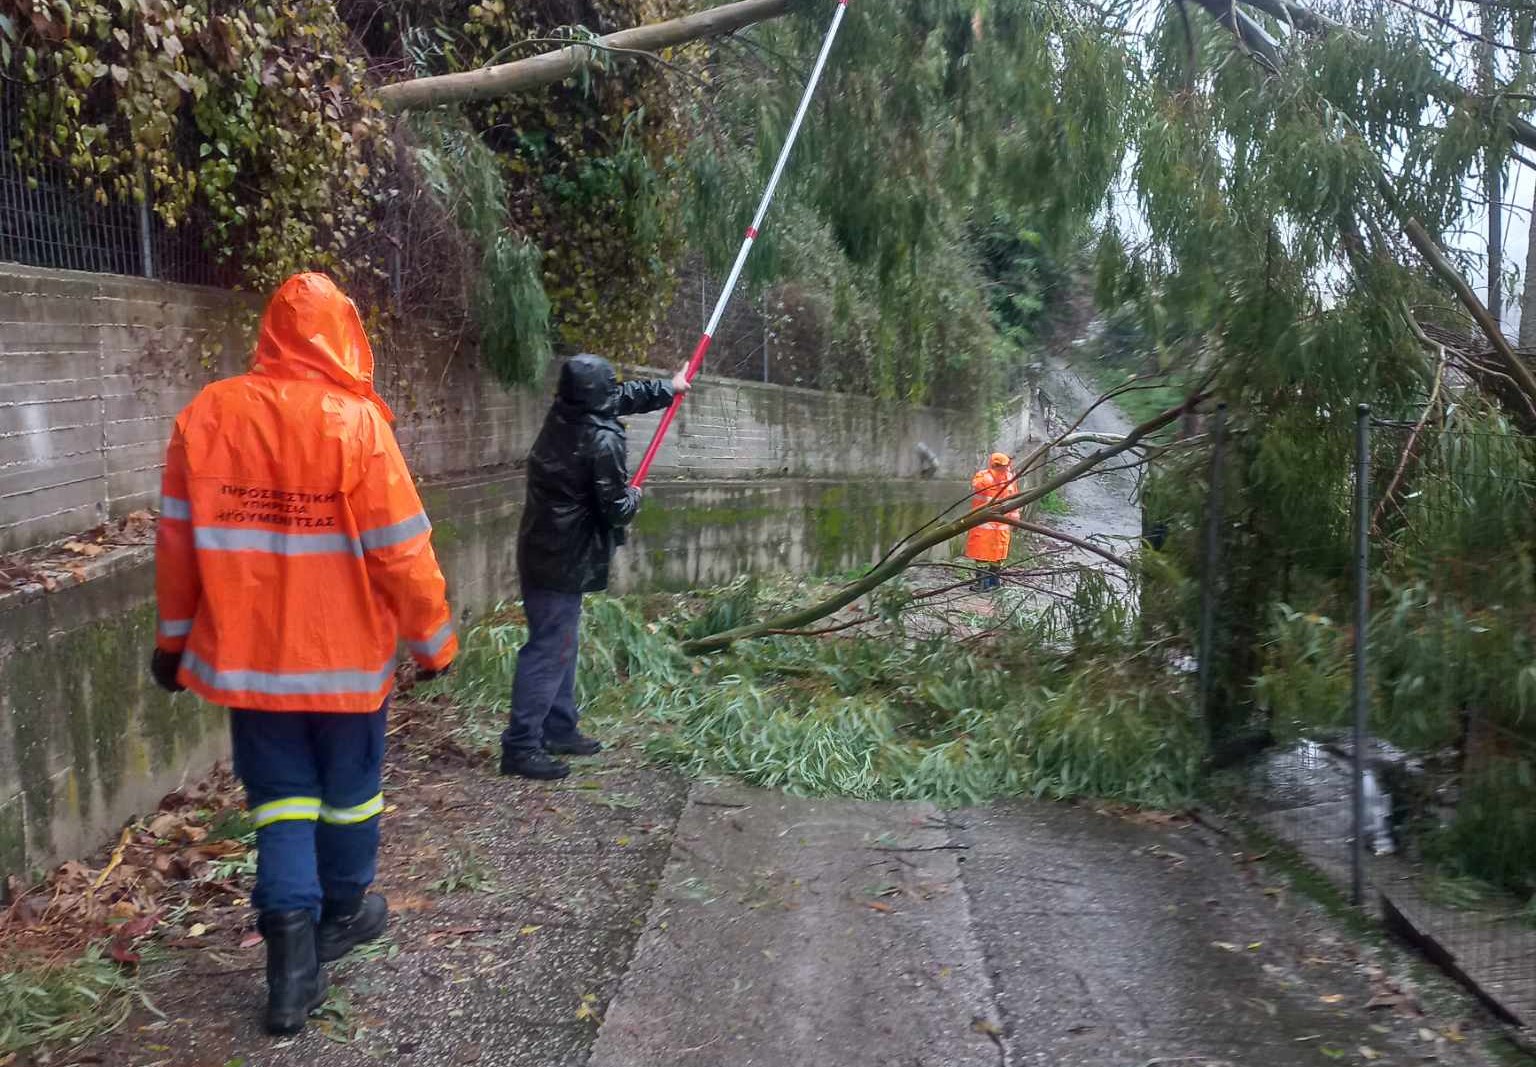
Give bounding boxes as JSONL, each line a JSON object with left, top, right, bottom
{"left": 1, "top": 264, "right": 982, "bottom": 554}
{"left": 0, "top": 473, "right": 969, "bottom": 886}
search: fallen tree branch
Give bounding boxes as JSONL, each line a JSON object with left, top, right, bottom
{"left": 486, "top": 37, "right": 715, "bottom": 88}
{"left": 375, "top": 0, "right": 794, "bottom": 111}
{"left": 680, "top": 397, "right": 1200, "bottom": 654}
{"left": 1401, "top": 216, "right": 1536, "bottom": 415}
{"left": 866, "top": 372, "right": 1202, "bottom": 576}
{"left": 1372, "top": 343, "right": 1446, "bottom": 534}
{"left": 1000, "top": 518, "right": 1133, "bottom": 569}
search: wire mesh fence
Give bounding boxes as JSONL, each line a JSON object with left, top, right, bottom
{"left": 1212, "top": 410, "right": 1536, "bottom": 1026}
{"left": 647, "top": 257, "right": 788, "bottom": 385}
{"left": 0, "top": 81, "right": 225, "bottom": 287}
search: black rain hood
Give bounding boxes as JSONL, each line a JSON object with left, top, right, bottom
{"left": 556, "top": 354, "right": 621, "bottom": 418}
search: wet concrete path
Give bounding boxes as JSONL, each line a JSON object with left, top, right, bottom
{"left": 1040, "top": 356, "right": 1143, "bottom": 566}
{"left": 590, "top": 786, "right": 1506, "bottom": 1067}
{"left": 41, "top": 761, "right": 1515, "bottom": 1067}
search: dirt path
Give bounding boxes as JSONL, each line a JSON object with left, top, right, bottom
{"left": 67, "top": 715, "right": 690, "bottom": 1067}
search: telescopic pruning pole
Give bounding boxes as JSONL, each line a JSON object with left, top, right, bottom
{"left": 630, "top": 0, "right": 850, "bottom": 487}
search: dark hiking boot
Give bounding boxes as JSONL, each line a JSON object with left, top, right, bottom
{"left": 258, "top": 909, "right": 328, "bottom": 1036}
{"left": 317, "top": 893, "right": 389, "bottom": 963}
{"left": 545, "top": 733, "right": 602, "bottom": 757}
{"left": 500, "top": 748, "right": 570, "bottom": 780}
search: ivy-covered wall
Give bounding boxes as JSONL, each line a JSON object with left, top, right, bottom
{"left": 0, "top": 0, "right": 702, "bottom": 373}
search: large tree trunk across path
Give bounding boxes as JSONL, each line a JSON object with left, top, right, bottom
{"left": 374, "top": 0, "right": 794, "bottom": 112}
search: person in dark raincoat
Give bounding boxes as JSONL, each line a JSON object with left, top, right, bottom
{"left": 500, "top": 354, "right": 689, "bottom": 779}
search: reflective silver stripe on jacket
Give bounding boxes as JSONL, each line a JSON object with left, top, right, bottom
{"left": 181, "top": 653, "right": 394, "bottom": 696}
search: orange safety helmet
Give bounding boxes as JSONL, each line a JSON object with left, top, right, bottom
{"left": 989, "top": 452, "right": 1011, "bottom": 467}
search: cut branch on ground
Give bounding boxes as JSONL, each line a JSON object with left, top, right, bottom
{"left": 1000, "top": 518, "right": 1133, "bottom": 569}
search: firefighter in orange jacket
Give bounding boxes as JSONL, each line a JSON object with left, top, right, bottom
{"left": 151, "top": 274, "right": 457, "bottom": 1036}
{"left": 964, "top": 452, "right": 1019, "bottom": 591}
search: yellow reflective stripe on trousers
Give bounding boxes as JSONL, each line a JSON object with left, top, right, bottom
{"left": 318, "top": 793, "right": 384, "bottom": 826}
{"left": 251, "top": 797, "right": 321, "bottom": 828}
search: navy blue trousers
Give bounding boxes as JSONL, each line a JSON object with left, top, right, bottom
{"left": 230, "top": 704, "right": 387, "bottom": 917}
{"left": 501, "top": 584, "right": 584, "bottom": 754}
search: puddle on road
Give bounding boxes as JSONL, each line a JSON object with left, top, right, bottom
{"left": 1250, "top": 739, "right": 1397, "bottom": 856}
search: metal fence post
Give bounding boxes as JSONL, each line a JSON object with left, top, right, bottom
{"left": 1351, "top": 403, "right": 1372, "bottom": 907}
{"left": 1197, "top": 402, "right": 1227, "bottom": 747}
{"left": 137, "top": 165, "right": 154, "bottom": 279}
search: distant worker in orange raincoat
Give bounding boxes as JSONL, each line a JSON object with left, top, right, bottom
{"left": 151, "top": 273, "right": 457, "bottom": 1036}
{"left": 965, "top": 452, "right": 1019, "bottom": 591}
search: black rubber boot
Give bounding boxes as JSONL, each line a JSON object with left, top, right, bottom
{"left": 317, "top": 893, "right": 389, "bottom": 963}
{"left": 499, "top": 748, "right": 570, "bottom": 780}
{"left": 545, "top": 733, "right": 602, "bottom": 757}
{"left": 259, "top": 909, "right": 328, "bottom": 1036}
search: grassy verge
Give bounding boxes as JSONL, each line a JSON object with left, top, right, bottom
{"left": 1038, "top": 488, "right": 1070, "bottom": 516}
{"left": 428, "top": 580, "right": 1203, "bottom": 810}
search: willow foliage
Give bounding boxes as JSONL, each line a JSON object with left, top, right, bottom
{"left": 1111, "top": 0, "right": 1535, "bottom": 757}
{"left": 680, "top": 0, "right": 1133, "bottom": 403}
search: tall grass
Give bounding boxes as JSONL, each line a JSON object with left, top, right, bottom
{"left": 434, "top": 584, "right": 1203, "bottom": 810}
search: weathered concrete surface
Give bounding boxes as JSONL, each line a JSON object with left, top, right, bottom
{"left": 587, "top": 784, "right": 1006, "bottom": 1067}
{"left": 591, "top": 790, "right": 1511, "bottom": 1067}
{"left": 0, "top": 552, "right": 225, "bottom": 885}
{"left": 961, "top": 802, "right": 1497, "bottom": 1066}
{"left": 1040, "top": 356, "right": 1141, "bottom": 565}
{"left": 426, "top": 472, "right": 968, "bottom": 610}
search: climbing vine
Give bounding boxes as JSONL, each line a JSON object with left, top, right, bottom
{"left": 369, "top": 0, "right": 700, "bottom": 360}
{"left": 0, "top": 0, "right": 389, "bottom": 288}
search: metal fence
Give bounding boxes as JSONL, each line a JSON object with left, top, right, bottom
{"left": 1210, "top": 408, "right": 1536, "bottom": 1028}
{"left": 647, "top": 258, "right": 787, "bottom": 385}
{"left": 0, "top": 81, "right": 225, "bottom": 287}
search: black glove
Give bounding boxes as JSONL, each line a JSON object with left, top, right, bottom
{"left": 416, "top": 661, "right": 454, "bottom": 684}
{"left": 150, "top": 649, "right": 186, "bottom": 693}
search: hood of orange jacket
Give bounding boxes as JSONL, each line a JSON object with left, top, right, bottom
{"left": 251, "top": 272, "right": 394, "bottom": 423}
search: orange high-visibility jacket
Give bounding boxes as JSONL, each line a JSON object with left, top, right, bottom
{"left": 964, "top": 465, "right": 1019, "bottom": 564}
{"left": 154, "top": 274, "right": 457, "bottom": 712}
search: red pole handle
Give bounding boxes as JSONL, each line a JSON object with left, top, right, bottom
{"left": 631, "top": 334, "right": 712, "bottom": 488}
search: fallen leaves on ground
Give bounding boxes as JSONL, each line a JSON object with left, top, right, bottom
{"left": 1, "top": 512, "right": 161, "bottom": 592}
{"left": 1092, "top": 802, "right": 1194, "bottom": 829}
{"left": 0, "top": 763, "right": 250, "bottom": 964}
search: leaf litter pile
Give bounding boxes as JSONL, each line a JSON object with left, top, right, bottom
{"left": 1, "top": 766, "right": 255, "bottom": 1054}
{"left": 0, "top": 510, "right": 160, "bottom": 594}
